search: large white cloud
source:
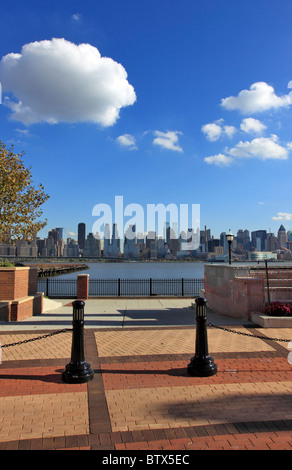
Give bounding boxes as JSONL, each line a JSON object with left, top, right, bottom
{"left": 221, "top": 82, "right": 292, "bottom": 114}
{"left": 0, "top": 38, "right": 136, "bottom": 126}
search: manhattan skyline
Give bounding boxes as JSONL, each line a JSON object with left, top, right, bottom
{"left": 0, "top": 1, "right": 292, "bottom": 241}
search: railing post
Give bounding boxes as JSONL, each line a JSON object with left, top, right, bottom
{"left": 62, "top": 300, "right": 94, "bottom": 383}
{"left": 46, "top": 277, "right": 49, "bottom": 297}
{"left": 182, "top": 278, "right": 184, "bottom": 297}
{"left": 118, "top": 278, "right": 121, "bottom": 297}
{"left": 150, "top": 278, "right": 152, "bottom": 296}
{"left": 77, "top": 274, "right": 89, "bottom": 299}
{"left": 187, "top": 297, "right": 217, "bottom": 377}
{"left": 264, "top": 260, "right": 271, "bottom": 306}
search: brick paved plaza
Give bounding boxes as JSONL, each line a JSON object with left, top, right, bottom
{"left": 0, "top": 299, "right": 291, "bottom": 451}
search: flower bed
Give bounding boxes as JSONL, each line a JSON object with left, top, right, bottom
{"left": 264, "top": 301, "right": 291, "bottom": 317}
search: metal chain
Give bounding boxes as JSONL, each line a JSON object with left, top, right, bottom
{"left": 0, "top": 324, "right": 290, "bottom": 349}
{"left": 0, "top": 328, "right": 72, "bottom": 349}
{"left": 207, "top": 323, "right": 291, "bottom": 343}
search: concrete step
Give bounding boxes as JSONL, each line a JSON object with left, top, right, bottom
{"left": 42, "top": 297, "right": 63, "bottom": 312}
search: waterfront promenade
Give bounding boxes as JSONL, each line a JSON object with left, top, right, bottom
{"left": 0, "top": 298, "right": 291, "bottom": 451}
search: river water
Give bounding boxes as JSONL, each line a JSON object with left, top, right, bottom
{"left": 56, "top": 261, "right": 206, "bottom": 279}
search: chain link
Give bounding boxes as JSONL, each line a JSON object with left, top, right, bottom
{"left": 207, "top": 323, "right": 291, "bottom": 343}
{"left": 0, "top": 328, "right": 72, "bottom": 349}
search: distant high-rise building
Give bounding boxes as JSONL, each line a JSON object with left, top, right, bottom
{"left": 56, "top": 228, "right": 63, "bottom": 241}
{"left": 83, "top": 233, "right": 100, "bottom": 257}
{"left": 251, "top": 230, "right": 267, "bottom": 251}
{"left": 266, "top": 232, "right": 277, "bottom": 251}
{"left": 103, "top": 224, "right": 120, "bottom": 258}
{"left": 78, "top": 223, "right": 86, "bottom": 250}
{"left": 278, "top": 225, "right": 288, "bottom": 249}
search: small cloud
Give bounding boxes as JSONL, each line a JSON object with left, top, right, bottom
{"left": 228, "top": 135, "right": 288, "bottom": 161}
{"left": 204, "top": 135, "right": 290, "bottom": 166}
{"left": 67, "top": 230, "right": 77, "bottom": 237}
{"left": 116, "top": 133, "right": 137, "bottom": 150}
{"left": 258, "top": 201, "right": 265, "bottom": 205}
{"left": 153, "top": 130, "right": 183, "bottom": 152}
{"left": 221, "top": 81, "right": 292, "bottom": 114}
{"left": 240, "top": 117, "right": 267, "bottom": 134}
{"left": 15, "top": 128, "right": 30, "bottom": 136}
{"left": 288, "top": 80, "right": 292, "bottom": 89}
{"left": 72, "top": 13, "right": 81, "bottom": 21}
{"left": 272, "top": 212, "right": 292, "bottom": 221}
{"left": 224, "top": 125, "right": 237, "bottom": 138}
{"left": 204, "top": 153, "right": 233, "bottom": 166}
{"left": 201, "top": 119, "right": 236, "bottom": 141}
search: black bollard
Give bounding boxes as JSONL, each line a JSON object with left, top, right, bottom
{"left": 187, "top": 297, "right": 217, "bottom": 377}
{"left": 62, "top": 300, "right": 94, "bottom": 384}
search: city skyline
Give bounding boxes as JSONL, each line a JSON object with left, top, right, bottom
{"left": 2, "top": 221, "right": 291, "bottom": 262}
{"left": 1, "top": 2, "right": 292, "bottom": 240}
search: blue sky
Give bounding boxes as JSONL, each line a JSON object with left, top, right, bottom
{"left": 1, "top": 0, "right": 292, "bottom": 241}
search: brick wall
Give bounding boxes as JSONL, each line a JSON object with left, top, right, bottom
{"left": 0, "top": 267, "right": 43, "bottom": 321}
{"left": 0, "top": 267, "right": 30, "bottom": 300}
{"left": 28, "top": 268, "right": 38, "bottom": 295}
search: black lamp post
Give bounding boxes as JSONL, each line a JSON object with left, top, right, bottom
{"left": 187, "top": 297, "right": 217, "bottom": 377}
{"left": 226, "top": 229, "right": 234, "bottom": 265}
{"left": 62, "top": 300, "right": 94, "bottom": 384}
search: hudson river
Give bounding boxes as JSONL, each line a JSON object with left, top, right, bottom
{"left": 56, "top": 261, "right": 205, "bottom": 279}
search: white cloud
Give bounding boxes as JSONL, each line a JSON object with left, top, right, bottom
{"left": 72, "top": 13, "right": 81, "bottom": 21}
{"left": 221, "top": 82, "right": 292, "bottom": 114}
{"left": 201, "top": 122, "right": 222, "bottom": 142}
{"left": 240, "top": 117, "right": 267, "bottom": 134}
{"left": 272, "top": 212, "right": 292, "bottom": 221}
{"left": 288, "top": 81, "right": 292, "bottom": 89}
{"left": 201, "top": 119, "right": 236, "bottom": 141}
{"left": 153, "top": 130, "right": 183, "bottom": 152}
{"left": 204, "top": 153, "right": 233, "bottom": 166}
{"left": 0, "top": 38, "right": 136, "bottom": 126}
{"left": 116, "top": 134, "right": 137, "bottom": 150}
{"left": 224, "top": 125, "right": 237, "bottom": 138}
{"left": 228, "top": 135, "right": 288, "bottom": 160}
{"left": 204, "top": 135, "right": 290, "bottom": 166}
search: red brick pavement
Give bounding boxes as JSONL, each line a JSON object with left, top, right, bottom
{"left": 0, "top": 325, "right": 291, "bottom": 452}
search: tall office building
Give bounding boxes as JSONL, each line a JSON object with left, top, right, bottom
{"left": 251, "top": 230, "right": 267, "bottom": 251}
{"left": 278, "top": 225, "right": 288, "bottom": 249}
{"left": 78, "top": 223, "right": 86, "bottom": 250}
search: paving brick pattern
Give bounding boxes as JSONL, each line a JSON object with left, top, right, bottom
{"left": 0, "top": 324, "right": 291, "bottom": 450}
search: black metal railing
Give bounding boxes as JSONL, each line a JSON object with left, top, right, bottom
{"left": 38, "top": 278, "right": 204, "bottom": 298}
{"left": 38, "top": 278, "right": 77, "bottom": 298}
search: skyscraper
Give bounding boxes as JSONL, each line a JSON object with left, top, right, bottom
{"left": 78, "top": 223, "right": 86, "bottom": 250}
{"left": 278, "top": 225, "right": 287, "bottom": 249}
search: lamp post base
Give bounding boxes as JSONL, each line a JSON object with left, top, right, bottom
{"left": 187, "top": 356, "right": 217, "bottom": 377}
{"left": 62, "top": 361, "right": 94, "bottom": 384}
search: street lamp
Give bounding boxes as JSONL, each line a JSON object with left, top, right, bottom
{"left": 226, "top": 229, "right": 234, "bottom": 265}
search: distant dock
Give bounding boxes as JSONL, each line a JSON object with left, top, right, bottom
{"left": 31, "top": 263, "right": 89, "bottom": 278}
